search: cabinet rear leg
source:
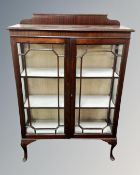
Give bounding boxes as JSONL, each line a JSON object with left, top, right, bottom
{"left": 21, "top": 139, "right": 36, "bottom": 162}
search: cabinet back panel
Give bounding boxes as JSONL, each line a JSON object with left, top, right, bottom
{"left": 30, "top": 109, "right": 64, "bottom": 122}
{"left": 28, "top": 78, "right": 64, "bottom": 95}
{"left": 24, "top": 44, "right": 64, "bottom": 68}
{"left": 77, "top": 45, "right": 114, "bottom": 68}
{"left": 76, "top": 79, "right": 111, "bottom": 95}
{"left": 75, "top": 109, "right": 108, "bottom": 122}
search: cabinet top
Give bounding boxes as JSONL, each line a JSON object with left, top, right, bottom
{"left": 8, "top": 14, "right": 134, "bottom": 32}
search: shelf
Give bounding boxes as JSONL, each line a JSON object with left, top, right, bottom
{"left": 26, "top": 120, "right": 64, "bottom": 134}
{"left": 24, "top": 95, "right": 64, "bottom": 108}
{"left": 24, "top": 95, "right": 114, "bottom": 108}
{"left": 21, "top": 68, "right": 64, "bottom": 78}
{"left": 76, "top": 68, "right": 119, "bottom": 78}
{"left": 21, "top": 68, "right": 118, "bottom": 78}
{"left": 75, "top": 120, "right": 111, "bottom": 134}
{"left": 75, "top": 95, "right": 115, "bottom": 108}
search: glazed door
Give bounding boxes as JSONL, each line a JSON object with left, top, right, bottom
{"left": 13, "top": 37, "right": 127, "bottom": 138}
{"left": 15, "top": 38, "right": 69, "bottom": 137}
{"left": 72, "top": 39, "right": 125, "bottom": 136}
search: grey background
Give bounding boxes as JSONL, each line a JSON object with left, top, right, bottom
{"left": 0, "top": 0, "right": 139, "bottom": 174}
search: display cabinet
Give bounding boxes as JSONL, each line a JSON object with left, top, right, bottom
{"left": 8, "top": 14, "right": 134, "bottom": 161}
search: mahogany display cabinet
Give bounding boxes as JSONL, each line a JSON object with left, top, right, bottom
{"left": 8, "top": 14, "right": 134, "bottom": 161}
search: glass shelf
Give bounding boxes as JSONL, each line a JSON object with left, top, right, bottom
{"left": 21, "top": 67, "right": 118, "bottom": 78}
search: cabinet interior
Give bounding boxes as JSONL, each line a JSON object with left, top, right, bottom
{"left": 17, "top": 43, "right": 123, "bottom": 135}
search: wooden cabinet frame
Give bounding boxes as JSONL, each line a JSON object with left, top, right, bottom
{"left": 8, "top": 14, "right": 134, "bottom": 161}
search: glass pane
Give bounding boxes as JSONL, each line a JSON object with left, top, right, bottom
{"left": 17, "top": 43, "right": 65, "bottom": 135}
{"left": 75, "top": 44, "right": 123, "bottom": 134}
{"left": 26, "top": 109, "right": 64, "bottom": 134}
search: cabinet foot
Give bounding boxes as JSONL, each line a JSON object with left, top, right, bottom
{"left": 21, "top": 143, "right": 27, "bottom": 161}
{"left": 101, "top": 138, "right": 117, "bottom": 161}
{"left": 110, "top": 143, "right": 117, "bottom": 161}
{"left": 21, "top": 139, "right": 36, "bottom": 161}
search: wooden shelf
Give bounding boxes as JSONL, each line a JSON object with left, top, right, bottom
{"left": 24, "top": 95, "right": 114, "bottom": 108}
{"left": 21, "top": 68, "right": 118, "bottom": 78}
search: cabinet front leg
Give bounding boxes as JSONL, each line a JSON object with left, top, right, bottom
{"left": 110, "top": 142, "right": 117, "bottom": 161}
{"left": 21, "top": 139, "right": 36, "bottom": 162}
{"left": 21, "top": 143, "right": 27, "bottom": 161}
{"left": 101, "top": 138, "right": 117, "bottom": 161}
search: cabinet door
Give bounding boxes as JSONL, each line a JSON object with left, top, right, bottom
{"left": 73, "top": 39, "right": 125, "bottom": 136}
{"left": 16, "top": 38, "right": 67, "bottom": 136}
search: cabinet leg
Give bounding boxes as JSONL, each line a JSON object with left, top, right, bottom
{"left": 101, "top": 138, "right": 117, "bottom": 161}
{"left": 110, "top": 142, "right": 117, "bottom": 161}
{"left": 21, "top": 143, "right": 27, "bottom": 161}
{"left": 21, "top": 139, "right": 36, "bottom": 162}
